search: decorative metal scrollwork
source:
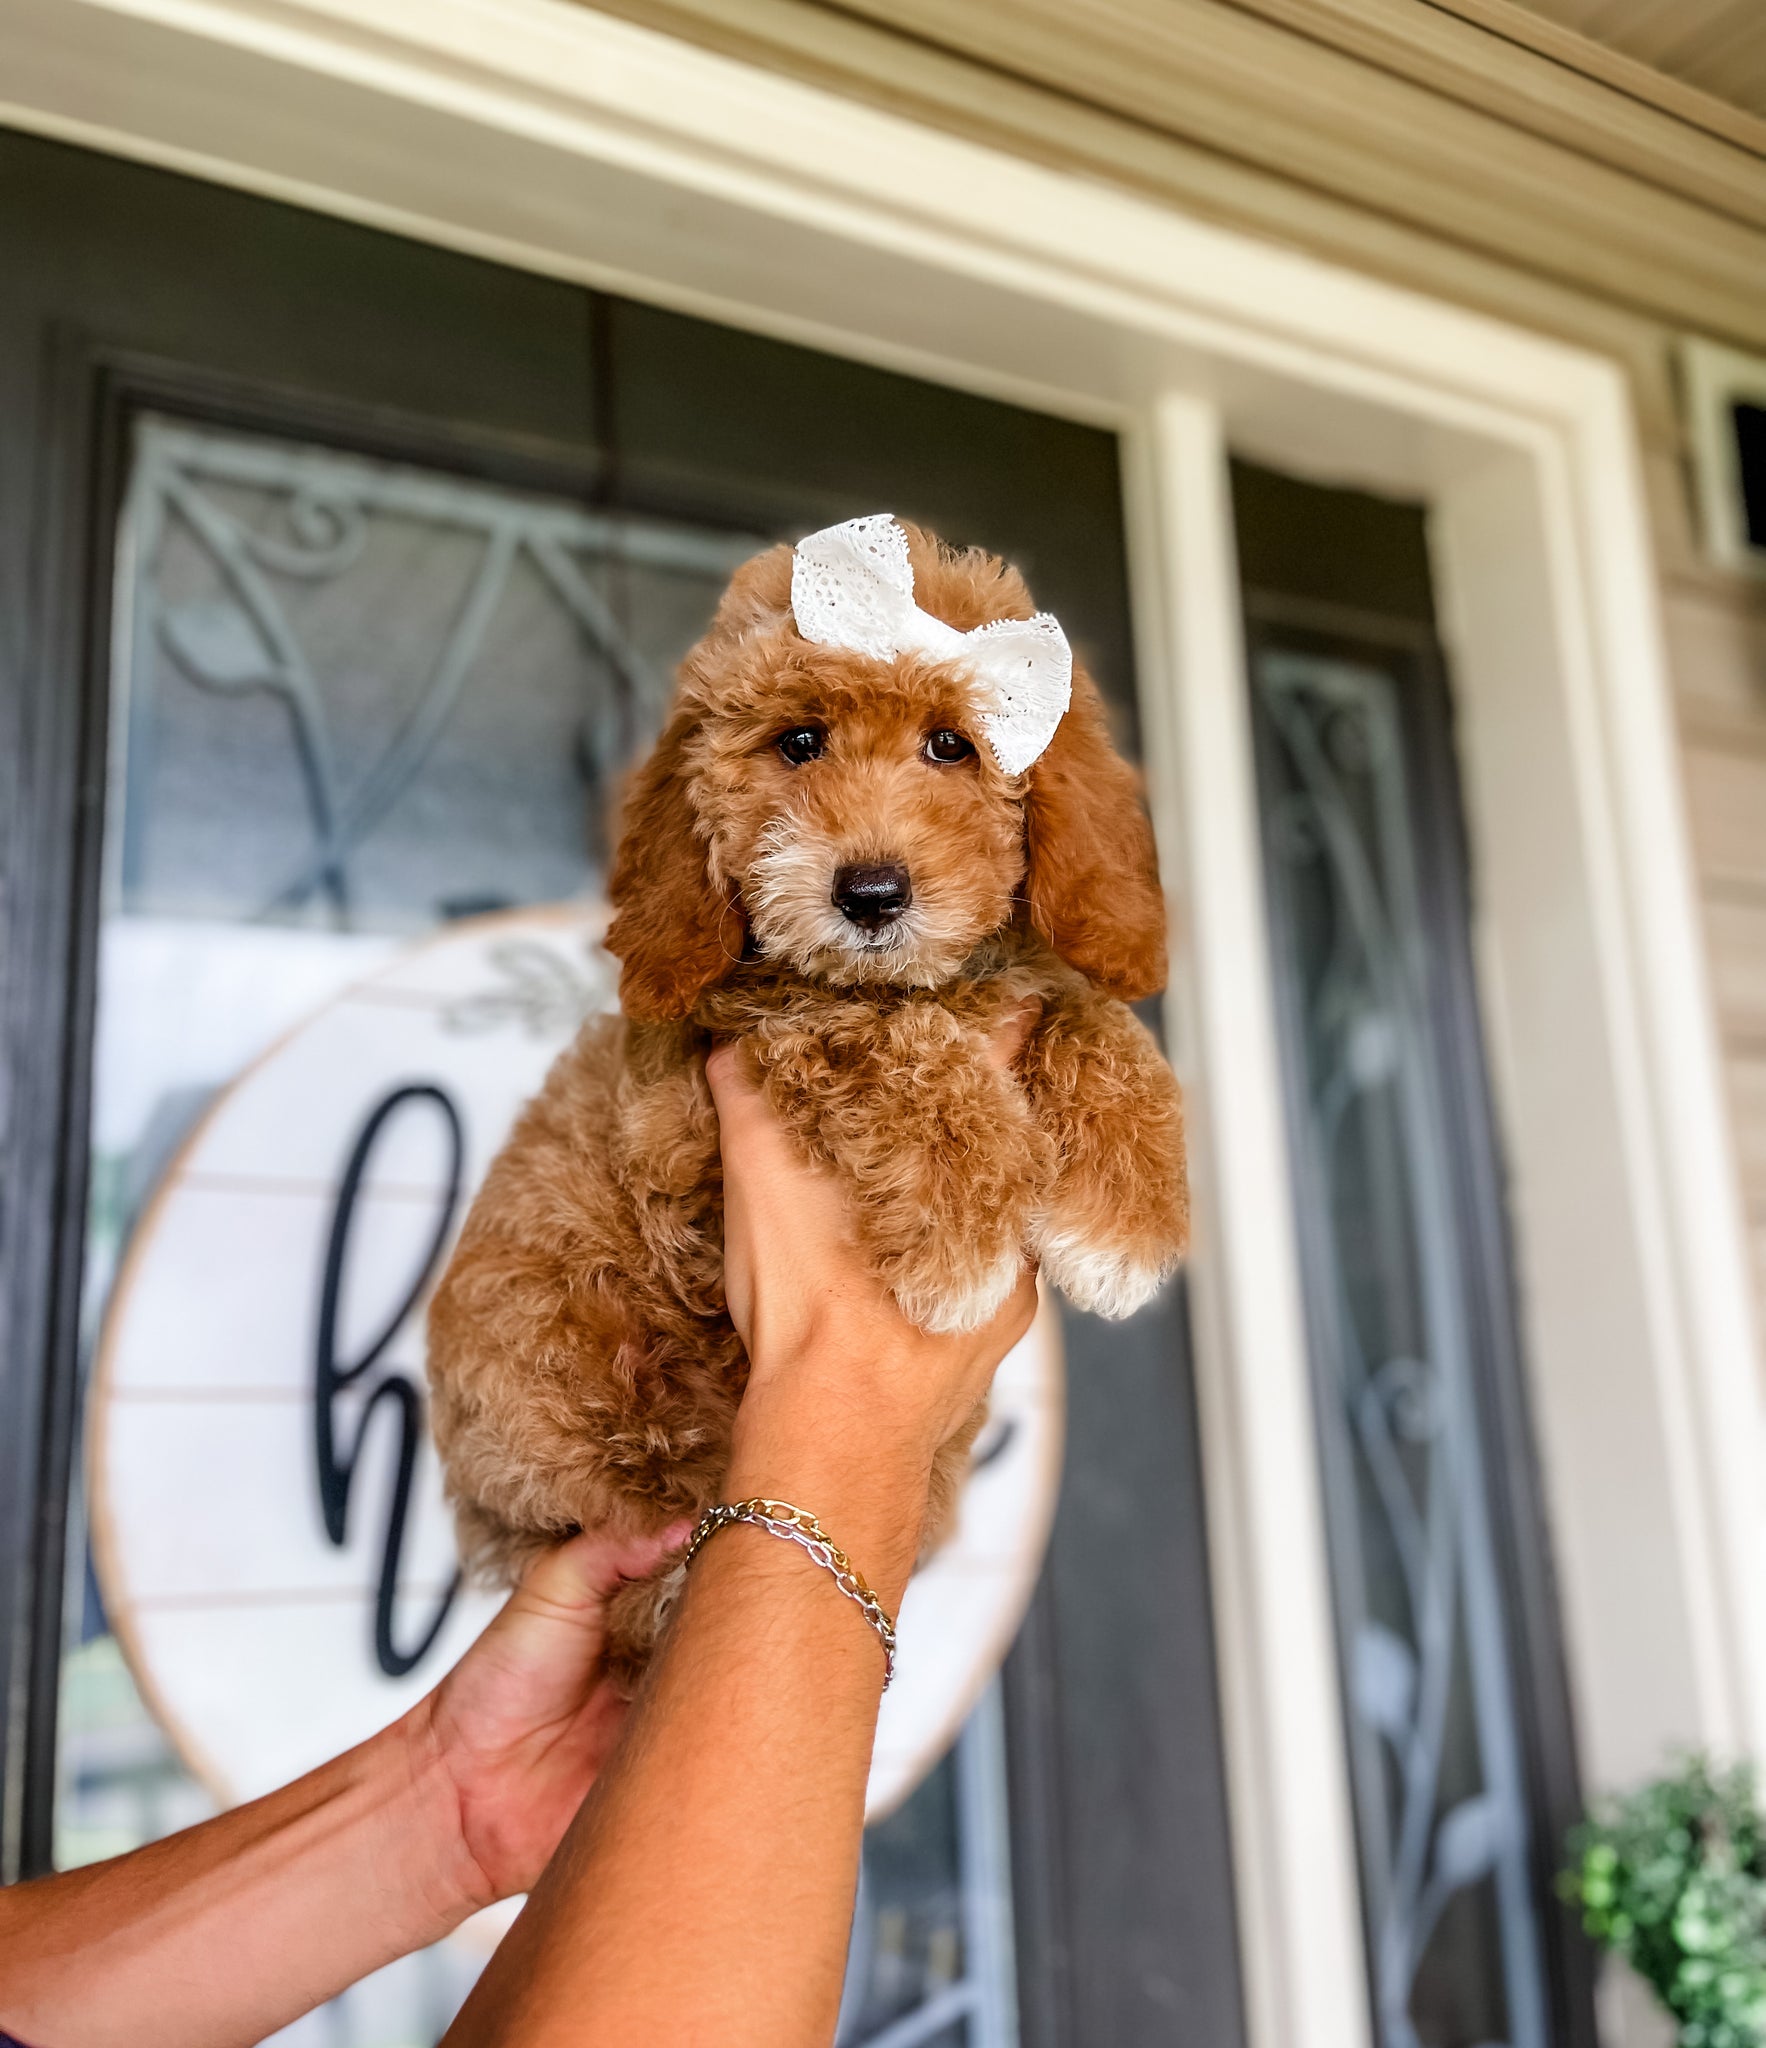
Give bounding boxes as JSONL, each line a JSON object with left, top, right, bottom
{"left": 1258, "top": 651, "right": 1546, "bottom": 2048}
{"left": 114, "top": 417, "right": 756, "bottom": 924}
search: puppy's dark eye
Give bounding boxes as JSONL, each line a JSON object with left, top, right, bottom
{"left": 923, "top": 728, "right": 975, "bottom": 765}
{"left": 776, "top": 726, "right": 826, "bottom": 767}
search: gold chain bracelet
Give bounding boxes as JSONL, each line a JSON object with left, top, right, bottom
{"left": 684, "top": 1497, "right": 898, "bottom": 1688}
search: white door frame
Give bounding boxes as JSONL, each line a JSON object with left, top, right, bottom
{"left": 6, "top": 2, "right": 1763, "bottom": 2041}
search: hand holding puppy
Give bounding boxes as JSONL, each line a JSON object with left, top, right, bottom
{"left": 708, "top": 1011, "right": 1040, "bottom": 1611}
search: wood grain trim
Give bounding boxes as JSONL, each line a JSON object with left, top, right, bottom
{"left": 1422, "top": 0, "right": 1766, "bottom": 154}
{"left": 571, "top": 0, "right": 1766, "bottom": 348}
{"left": 1215, "top": 0, "right": 1765, "bottom": 217}
{"left": 814, "top": 0, "right": 1766, "bottom": 258}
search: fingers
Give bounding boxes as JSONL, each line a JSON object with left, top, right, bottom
{"left": 706, "top": 1039, "right": 851, "bottom": 1290}
{"left": 983, "top": 1266, "right": 1039, "bottom": 1362}
{"left": 1002, "top": 1263, "right": 1039, "bottom": 1337}
{"left": 705, "top": 1043, "right": 818, "bottom": 1192}
{"left": 430, "top": 1521, "right": 697, "bottom": 1764}
{"left": 910, "top": 1266, "right": 1039, "bottom": 1447}
{"left": 703, "top": 1041, "right": 758, "bottom": 1119}
{"left": 515, "top": 1520, "right": 693, "bottom": 1618}
{"left": 703, "top": 1043, "right": 760, "bottom": 1161}
{"left": 985, "top": 997, "right": 1041, "bottom": 1072}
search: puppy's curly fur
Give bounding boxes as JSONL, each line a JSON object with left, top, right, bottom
{"left": 427, "top": 524, "right": 1188, "bottom": 1689}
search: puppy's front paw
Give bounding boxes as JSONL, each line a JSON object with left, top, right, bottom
{"left": 892, "top": 1245, "right": 1024, "bottom": 1336}
{"left": 1033, "top": 1219, "right": 1179, "bottom": 1320}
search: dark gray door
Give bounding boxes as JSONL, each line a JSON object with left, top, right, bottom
{"left": 0, "top": 128, "right": 1243, "bottom": 2047}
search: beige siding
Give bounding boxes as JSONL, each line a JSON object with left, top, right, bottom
{"left": 1684, "top": 746, "right": 1766, "bottom": 894}
{"left": 1674, "top": 582, "right": 1766, "bottom": 1337}
{"left": 1732, "top": 1056, "right": 1766, "bottom": 1179}
{"left": 1705, "top": 898, "right": 1766, "bottom": 1030}
{"left": 1651, "top": 306, "right": 1766, "bottom": 1340}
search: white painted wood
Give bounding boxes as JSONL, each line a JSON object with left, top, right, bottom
{"left": 1126, "top": 394, "right": 1373, "bottom": 2048}
{"left": 5, "top": 1, "right": 1764, "bottom": 2035}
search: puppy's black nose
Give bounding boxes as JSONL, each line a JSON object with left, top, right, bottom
{"left": 833, "top": 862, "right": 912, "bottom": 930}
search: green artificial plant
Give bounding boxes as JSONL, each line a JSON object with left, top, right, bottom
{"left": 1564, "top": 1755, "right": 1766, "bottom": 2048}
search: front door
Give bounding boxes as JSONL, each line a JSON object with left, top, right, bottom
{"left": 0, "top": 129, "right": 1243, "bottom": 2046}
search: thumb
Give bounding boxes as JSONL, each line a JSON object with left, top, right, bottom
{"left": 479, "top": 1522, "right": 693, "bottom": 1674}
{"left": 986, "top": 996, "right": 1040, "bottom": 1071}
{"left": 516, "top": 1522, "right": 693, "bottom": 1615}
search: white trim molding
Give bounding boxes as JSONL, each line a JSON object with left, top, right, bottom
{"left": 4, "top": 2, "right": 1764, "bottom": 2041}
{"left": 1681, "top": 339, "right": 1766, "bottom": 577}
{"left": 1130, "top": 395, "right": 1374, "bottom": 2048}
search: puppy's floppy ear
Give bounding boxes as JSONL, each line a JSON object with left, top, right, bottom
{"left": 708, "top": 542, "right": 794, "bottom": 636}
{"left": 1023, "top": 666, "right": 1168, "bottom": 1002}
{"left": 606, "top": 713, "right": 742, "bottom": 1022}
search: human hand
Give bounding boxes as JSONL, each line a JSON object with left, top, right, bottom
{"left": 404, "top": 1524, "right": 689, "bottom": 1908}
{"left": 705, "top": 1005, "right": 1038, "bottom": 1504}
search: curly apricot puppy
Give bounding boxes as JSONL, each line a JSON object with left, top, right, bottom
{"left": 427, "top": 517, "right": 1187, "bottom": 1689}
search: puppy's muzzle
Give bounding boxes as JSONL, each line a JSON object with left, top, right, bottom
{"left": 833, "top": 862, "right": 912, "bottom": 932}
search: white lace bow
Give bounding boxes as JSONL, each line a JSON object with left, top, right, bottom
{"left": 790, "top": 513, "right": 1071, "bottom": 775}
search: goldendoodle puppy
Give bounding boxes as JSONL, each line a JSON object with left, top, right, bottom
{"left": 427, "top": 515, "right": 1187, "bottom": 1686}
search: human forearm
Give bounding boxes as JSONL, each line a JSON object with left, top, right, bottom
{"left": 0, "top": 1714, "right": 483, "bottom": 2048}
{"left": 442, "top": 1375, "right": 931, "bottom": 2048}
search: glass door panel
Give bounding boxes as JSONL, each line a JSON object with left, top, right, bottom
{"left": 1252, "top": 646, "right": 1542, "bottom": 2047}
{"left": 63, "top": 411, "right": 1014, "bottom": 2046}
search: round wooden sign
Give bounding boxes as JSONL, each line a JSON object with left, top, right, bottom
{"left": 90, "top": 904, "right": 1064, "bottom": 1837}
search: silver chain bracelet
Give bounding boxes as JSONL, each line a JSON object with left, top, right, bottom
{"left": 684, "top": 1496, "right": 898, "bottom": 1687}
